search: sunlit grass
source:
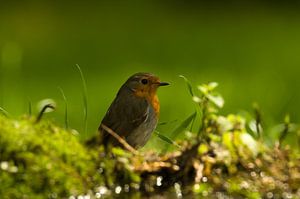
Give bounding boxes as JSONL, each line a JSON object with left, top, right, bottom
{"left": 76, "top": 64, "right": 88, "bottom": 138}
{"left": 58, "top": 86, "right": 69, "bottom": 129}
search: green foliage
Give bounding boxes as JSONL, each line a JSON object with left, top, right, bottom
{"left": 154, "top": 131, "right": 180, "bottom": 149}
{"left": 0, "top": 115, "right": 103, "bottom": 198}
{"left": 167, "top": 111, "right": 196, "bottom": 142}
{"left": 177, "top": 79, "right": 226, "bottom": 141}
{"left": 0, "top": 80, "right": 299, "bottom": 198}
{"left": 179, "top": 75, "right": 194, "bottom": 96}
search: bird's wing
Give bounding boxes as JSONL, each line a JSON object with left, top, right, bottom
{"left": 99, "top": 90, "right": 149, "bottom": 146}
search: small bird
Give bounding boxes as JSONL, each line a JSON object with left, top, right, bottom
{"left": 99, "top": 72, "right": 169, "bottom": 149}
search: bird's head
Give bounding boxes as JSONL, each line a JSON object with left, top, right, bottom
{"left": 124, "top": 72, "right": 169, "bottom": 98}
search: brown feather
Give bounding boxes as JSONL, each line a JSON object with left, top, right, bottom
{"left": 99, "top": 85, "right": 149, "bottom": 148}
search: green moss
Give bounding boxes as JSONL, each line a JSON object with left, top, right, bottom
{"left": 0, "top": 115, "right": 103, "bottom": 198}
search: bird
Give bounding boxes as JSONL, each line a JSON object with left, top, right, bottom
{"left": 98, "top": 72, "right": 169, "bottom": 149}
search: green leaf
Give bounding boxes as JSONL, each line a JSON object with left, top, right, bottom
{"left": 208, "top": 82, "right": 218, "bottom": 90}
{"left": 240, "top": 132, "right": 259, "bottom": 156}
{"left": 198, "top": 84, "right": 208, "bottom": 95}
{"left": 207, "top": 94, "right": 224, "bottom": 108}
{"left": 192, "top": 96, "right": 202, "bottom": 103}
{"left": 154, "top": 131, "right": 180, "bottom": 148}
{"left": 171, "top": 111, "right": 197, "bottom": 138}
{"left": 158, "top": 119, "right": 178, "bottom": 126}
{"left": 179, "top": 75, "right": 194, "bottom": 96}
{"left": 163, "top": 111, "right": 197, "bottom": 152}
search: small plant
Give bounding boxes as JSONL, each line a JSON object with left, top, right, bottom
{"left": 35, "top": 99, "right": 56, "bottom": 122}
{"left": 180, "top": 76, "right": 224, "bottom": 140}
{"left": 194, "top": 82, "right": 224, "bottom": 140}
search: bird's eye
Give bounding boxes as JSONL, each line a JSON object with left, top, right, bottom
{"left": 141, "top": 79, "right": 148, "bottom": 85}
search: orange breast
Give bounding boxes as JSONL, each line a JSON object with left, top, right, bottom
{"left": 134, "top": 89, "right": 160, "bottom": 117}
{"left": 150, "top": 95, "right": 160, "bottom": 117}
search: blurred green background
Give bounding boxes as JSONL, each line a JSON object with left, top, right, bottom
{"left": 1, "top": 1, "right": 299, "bottom": 143}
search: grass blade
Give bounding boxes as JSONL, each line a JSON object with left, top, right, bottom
{"left": 58, "top": 87, "right": 69, "bottom": 129}
{"left": 163, "top": 111, "right": 197, "bottom": 152}
{"left": 279, "top": 115, "right": 291, "bottom": 147}
{"left": 76, "top": 64, "right": 88, "bottom": 136}
{"left": 28, "top": 98, "right": 32, "bottom": 116}
{"left": 171, "top": 111, "right": 197, "bottom": 139}
{"left": 190, "top": 112, "right": 196, "bottom": 131}
{"left": 179, "top": 75, "right": 194, "bottom": 96}
{"left": 158, "top": 119, "right": 178, "bottom": 126}
{"left": 154, "top": 131, "right": 181, "bottom": 148}
{"left": 0, "top": 107, "right": 10, "bottom": 117}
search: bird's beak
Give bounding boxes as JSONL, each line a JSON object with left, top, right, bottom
{"left": 159, "top": 82, "right": 170, "bottom": 86}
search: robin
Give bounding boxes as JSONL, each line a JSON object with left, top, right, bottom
{"left": 99, "top": 72, "right": 169, "bottom": 149}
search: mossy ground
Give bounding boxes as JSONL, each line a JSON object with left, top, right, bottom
{"left": 0, "top": 115, "right": 103, "bottom": 198}
{"left": 0, "top": 113, "right": 299, "bottom": 199}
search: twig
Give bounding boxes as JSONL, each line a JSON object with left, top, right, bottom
{"left": 101, "top": 124, "right": 139, "bottom": 155}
